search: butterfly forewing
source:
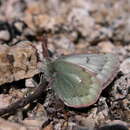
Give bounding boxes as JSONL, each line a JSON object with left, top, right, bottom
{"left": 58, "top": 54, "right": 119, "bottom": 89}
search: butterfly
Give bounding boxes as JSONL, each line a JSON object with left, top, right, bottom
{"left": 46, "top": 53, "right": 119, "bottom": 108}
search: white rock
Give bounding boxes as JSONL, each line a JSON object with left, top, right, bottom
{"left": 120, "top": 58, "right": 130, "bottom": 74}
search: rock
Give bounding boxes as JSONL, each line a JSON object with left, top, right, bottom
{"left": 0, "top": 118, "right": 27, "bottom": 130}
{"left": 0, "top": 41, "right": 39, "bottom": 85}
{"left": 98, "top": 120, "right": 129, "bottom": 130}
{"left": 0, "top": 30, "right": 10, "bottom": 42}
{"left": 0, "top": 94, "right": 12, "bottom": 109}
{"left": 23, "top": 104, "right": 48, "bottom": 129}
{"left": 23, "top": 119, "right": 43, "bottom": 128}
{"left": 98, "top": 41, "right": 115, "bottom": 53}
{"left": 0, "top": 21, "right": 12, "bottom": 43}
{"left": 75, "top": 115, "right": 95, "bottom": 130}
{"left": 25, "top": 78, "right": 35, "bottom": 88}
{"left": 120, "top": 58, "right": 130, "bottom": 74}
{"left": 109, "top": 74, "right": 130, "bottom": 121}
{"left": 43, "top": 124, "right": 53, "bottom": 130}
{"left": 110, "top": 73, "right": 129, "bottom": 101}
{"left": 12, "top": 20, "right": 27, "bottom": 34}
{"left": 50, "top": 34, "right": 75, "bottom": 55}
{"left": 1, "top": 0, "right": 25, "bottom": 19}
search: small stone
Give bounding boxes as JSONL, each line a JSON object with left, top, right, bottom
{"left": 75, "top": 115, "right": 95, "bottom": 130}
{"left": 67, "top": 8, "right": 95, "bottom": 37}
{"left": 120, "top": 58, "right": 130, "bottom": 74}
{"left": 12, "top": 20, "right": 27, "bottom": 34}
{"left": 98, "top": 41, "right": 115, "bottom": 53}
{"left": 0, "top": 118, "right": 27, "bottom": 130}
{"left": 98, "top": 120, "right": 129, "bottom": 130}
{"left": 23, "top": 119, "right": 43, "bottom": 128}
{"left": 0, "top": 30, "right": 10, "bottom": 41}
{"left": 43, "top": 124, "right": 53, "bottom": 130}
{"left": 110, "top": 74, "right": 129, "bottom": 101}
{"left": 23, "top": 104, "right": 48, "bottom": 129}
{"left": 109, "top": 74, "right": 130, "bottom": 121}
{"left": 0, "top": 94, "right": 12, "bottom": 109}
{"left": 25, "top": 78, "right": 35, "bottom": 88}
{"left": 50, "top": 34, "right": 75, "bottom": 55}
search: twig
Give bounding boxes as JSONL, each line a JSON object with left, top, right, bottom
{"left": 0, "top": 80, "right": 48, "bottom": 117}
{"left": 42, "top": 34, "right": 49, "bottom": 59}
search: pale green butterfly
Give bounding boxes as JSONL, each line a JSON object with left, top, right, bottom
{"left": 45, "top": 53, "right": 119, "bottom": 108}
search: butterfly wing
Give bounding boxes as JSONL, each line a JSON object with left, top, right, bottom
{"left": 50, "top": 53, "right": 119, "bottom": 108}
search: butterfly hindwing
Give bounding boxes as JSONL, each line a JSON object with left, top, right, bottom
{"left": 51, "top": 60, "right": 102, "bottom": 107}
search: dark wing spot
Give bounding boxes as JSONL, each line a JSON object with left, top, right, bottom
{"left": 86, "top": 57, "right": 89, "bottom": 63}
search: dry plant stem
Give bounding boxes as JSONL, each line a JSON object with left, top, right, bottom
{"left": 0, "top": 80, "right": 48, "bottom": 117}
{"left": 41, "top": 35, "right": 49, "bottom": 59}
